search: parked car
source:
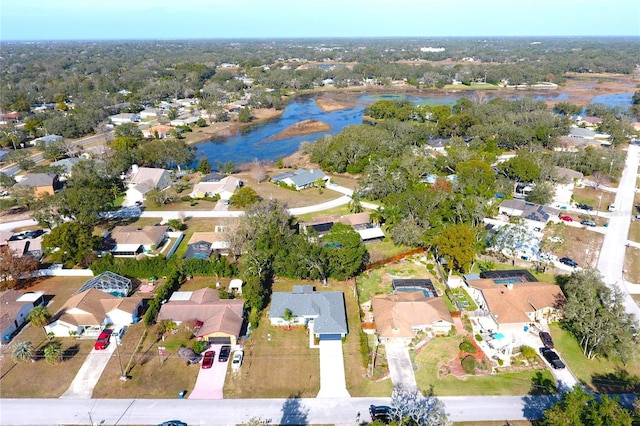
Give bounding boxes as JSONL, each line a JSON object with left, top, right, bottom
{"left": 608, "top": 204, "right": 616, "bottom": 212}
{"left": 576, "top": 203, "right": 593, "bottom": 211}
{"left": 559, "top": 215, "right": 573, "bottom": 222}
{"left": 218, "top": 345, "right": 231, "bottom": 362}
{"left": 177, "top": 348, "right": 202, "bottom": 365}
{"left": 580, "top": 220, "right": 597, "bottom": 227}
{"left": 201, "top": 350, "right": 215, "bottom": 369}
{"left": 25, "top": 229, "right": 44, "bottom": 239}
{"left": 540, "top": 348, "right": 565, "bottom": 369}
{"left": 539, "top": 331, "right": 554, "bottom": 349}
{"left": 369, "top": 405, "right": 394, "bottom": 423}
{"left": 231, "top": 350, "right": 244, "bottom": 372}
{"left": 114, "top": 326, "right": 127, "bottom": 345}
{"left": 94, "top": 329, "right": 113, "bottom": 350}
{"left": 559, "top": 257, "right": 578, "bottom": 268}
{"left": 158, "top": 421, "right": 187, "bottom": 426}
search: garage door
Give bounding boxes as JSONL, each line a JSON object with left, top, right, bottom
{"left": 320, "top": 334, "right": 342, "bottom": 341}
{"left": 208, "top": 337, "right": 231, "bottom": 345}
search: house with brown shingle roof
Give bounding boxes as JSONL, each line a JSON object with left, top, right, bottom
{"left": 157, "top": 287, "right": 244, "bottom": 345}
{"left": 465, "top": 277, "right": 564, "bottom": 333}
{"left": 107, "top": 225, "right": 168, "bottom": 256}
{"left": 44, "top": 288, "right": 143, "bottom": 337}
{"left": 124, "top": 165, "right": 172, "bottom": 206}
{"left": 1, "top": 290, "right": 45, "bottom": 343}
{"left": 190, "top": 176, "right": 241, "bottom": 201}
{"left": 370, "top": 292, "right": 453, "bottom": 344}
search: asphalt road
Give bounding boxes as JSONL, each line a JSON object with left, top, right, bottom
{"left": 0, "top": 395, "right": 566, "bottom": 425}
{"left": 597, "top": 143, "right": 640, "bottom": 323}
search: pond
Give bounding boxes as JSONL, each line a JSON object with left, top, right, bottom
{"left": 194, "top": 91, "right": 634, "bottom": 168}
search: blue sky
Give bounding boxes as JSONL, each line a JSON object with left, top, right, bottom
{"left": 2, "top": 0, "right": 639, "bottom": 40}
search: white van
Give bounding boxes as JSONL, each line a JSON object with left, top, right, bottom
{"left": 608, "top": 204, "right": 616, "bottom": 212}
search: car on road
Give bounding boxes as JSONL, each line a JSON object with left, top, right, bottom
{"left": 218, "top": 345, "right": 231, "bottom": 362}
{"left": 559, "top": 257, "right": 578, "bottom": 268}
{"left": 539, "top": 331, "right": 554, "bottom": 348}
{"left": 576, "top": 203, "right": 593, "bottom": 211}
{"left": 202, "top": 350, "right": 215, "bottom": 369}
{"left": 559, "top": 215, "right": 573, "bottom": 222}
{"left": 580, "top": 219, "right": 596, "bottom": 227}
{"left": 94, "top": 329, "right": 113, "bottom": 350}
{"left": 369, "top": 405, "right": 393, "bottom": 423}
{"left": 231, "top": 350, "right": 244, "bottom": 372}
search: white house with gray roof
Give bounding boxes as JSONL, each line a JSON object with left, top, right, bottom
{"left": 269, "top": 286, "right": 348, "bottom": 339}
{"left": 271, "top": 169, "right": 329, "bottom": 190}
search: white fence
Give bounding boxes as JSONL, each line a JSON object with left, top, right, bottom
{"left": 36, "top": 269, "right": 94, "bottom": 277}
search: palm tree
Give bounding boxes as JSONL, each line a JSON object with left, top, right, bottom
{"left": 283, "top": 308, "right": 294, "bottom": 331}
{"left": 12, "top": 341, "right": 34, "bottom": 362}
{"left": 370, "top": 207, "right": 384, "bottom": 226}
{"left": 44, "top": 343, "right": 62, "bottom": 364}
{"left": 349, "top": 195, "right": 363, "bottom": 213}
{"left": 28, "top": 306, "right": 52, "bottom": 339}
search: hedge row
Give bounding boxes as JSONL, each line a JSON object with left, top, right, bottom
{"left": 144, "top": 270, "right": 183, "bottom": 326}
{"left": 90, "top": 254, "right": 237, "bottom": 279}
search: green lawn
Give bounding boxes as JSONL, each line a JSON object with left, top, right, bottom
{"left": 549, "top": 324, "right": 640, "bottom": 393}
{"left": 414, "top": 335, "right": 555, "bottom": 396}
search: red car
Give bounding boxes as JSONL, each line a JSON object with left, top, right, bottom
{"left": 559, "top": 215, "right": 573, "bottom": 222}
{"left": 94, "top": 329, "right": 113, "bottom": 350}
{"left": 201, "top": 350, "right": 215, "bottom": 369}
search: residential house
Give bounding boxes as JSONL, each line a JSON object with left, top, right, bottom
{"left": 109, "top": 113, "right": 141, "bottom": 125}
{"left": 269, "top": 286, "right": 348, "bottom": 340}
{"left": 1, "top": 290, "right": 45, "bottom": 342}
{"left": 44, "top": 288, "right": 143, "bottom": 337}
{"left": 299, "top": 212, "right": 385, "bottom": 242}
{"left": 464, "top": 274, "right": 564, "bottom": 334}
{"left": 569, "top": 127, "right": 596, "bottom": 140}
{"left": 107, "top": 225, "right": 169, "bottom": 256}
{"left": 498, "top": 199, "right": 561, "bottom": 230}
{"left": 27, "top": 134, "right": 63, "bottom": 147}
{"left": 76, "top": 271, "right": 133, "bottom": 297}
{"left": 142, "top": 125, "right": 174, "bottom": 139}
{"left": 157, "top": 287, "right": 244, "bottom": 345}
{"left": 184, "top": 231, "right": 230, "bottom": 258}
{"left": 14, "top": 173, "right": 59, "bottom": 198}
{"left": 124, "top": 165, "right": 172, "bottom": 205}
{"left": 50, "top": 158, "right": 83, "bottom": 180}
{"left": 139, "top": 108, "right": 162, "bottom": 119}
{"left": 170, "top": 116, "right": 199, "bottom": 126}
{"left": 190, "top": 176, "right": 241, "bottom": 201}
{"left": 271, "top": 169, "right": 329, "bottom": 190}
{"left": 576, "top": 116, "right": 603, "bottom": 128}
{"left": 554, "top": 166, "right": 583, "bottom": 184}
{"left": 370, "top": 292, "right": 453, "bottom": 344}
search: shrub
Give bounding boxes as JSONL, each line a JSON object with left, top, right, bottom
{"left": 474, "top": 333, "right": 483, "bottom": 342}
{"left": 192, "top": 340, "right": 207, "bottom": 354}
{"left": 521, "top": 345, "right": 537, "bottom": 360}
{"left": 426, "top": 263, "right": 435, "bottom": 271}
{"left": 181, "top": 195, "right": 192, "bottom": 202}
{"left": 497, "top": 358, "right": 504, "bottom": 366}
{"left": 461, "top": 355, "right": 476, "bottom": 375}
{"left": 459, "top": 340, "right": 477, "bottom": 354}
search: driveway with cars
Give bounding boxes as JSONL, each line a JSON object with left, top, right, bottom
{"left": 384, "top": 339, "right": 417, "bottom": 390}
{"left": 188, "top": 344, "right": 228, "bottom": 399}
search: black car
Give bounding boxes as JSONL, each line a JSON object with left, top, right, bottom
{"left": 539, "top": 347, "right": 565, "bottom": 369}
{"left": 219, "top": 345, "right": 231, "bottom": 362}
{"left": 559, "top": 257, "right": 578, "bottom": 268}
{"left": 539, "top": 331, "right": 554, "bottom": 349}
{"left": 369, "top": 405, "right": 393, "bottom": 423}
{"left": 576, "top": 203, "right": 593, "bottom": 211}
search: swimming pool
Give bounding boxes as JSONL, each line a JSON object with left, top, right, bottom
{"left": 494, "top": 278, "right": 523, "bottom": 285}
{"left": 396, "top": 288, "right": 435, "bottom": 298}
{"left": 492, "top": 333, "right": 505, "bottom": 339}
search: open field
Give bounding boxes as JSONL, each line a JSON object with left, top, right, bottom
{"left": 543, "top": 222, "right": 603, "bottom": 269}
{"left": 550, "top": 323, "right": 640, "bottom": 393}
{"left": 624, "top": 246, "right": 640, "bottom": 285}
{"left": 572, "top": 187, "right": 616, "bottom": 213}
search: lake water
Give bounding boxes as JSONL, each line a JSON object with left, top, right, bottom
{"left": 195, "top": 91, "right": 633, "bottom": 168}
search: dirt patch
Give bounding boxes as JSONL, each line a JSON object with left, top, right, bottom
{"left": 315, "top": 98, "right": 349, "bottom": 112}
{"left": 547, "top": 72, "right": 640, "bottom": 107}
{"left": 624, "top": 246, "right": 640, "bottom": 284}
{"left": 262, "top": 119, "right": 331, "bottom": 144}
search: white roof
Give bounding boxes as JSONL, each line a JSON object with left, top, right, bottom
{"left": 16, "top": 292, "right": 44, "bottom": 302}
{"left": 169, "top": 291, "right": 193, "bottom": 301}
{"left": 112, "top": 244, "right": 142, "bottom": 252}
{"left": 357, "top": 227, "right": 385, "bottom": 240}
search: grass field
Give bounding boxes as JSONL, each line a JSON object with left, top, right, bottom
{"left": 624, "top": 246, "right": 640, "bottom": 284}
{"left": 572, "top": 187, "right": 616, "bottom": 212}
{"left": 549, "top": 323, "right": 640, "bottom": 393}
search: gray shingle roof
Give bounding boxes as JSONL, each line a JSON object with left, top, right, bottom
{"left": 269, "top": 291, "right": 348, "bottom": 335}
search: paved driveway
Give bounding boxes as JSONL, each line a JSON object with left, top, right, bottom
{"left": 384, "top": 339, "right": 417, "bottom": 390}
{"left": 188, "top": 344, "right": 228, "bottom": 399}
{"left": 61, "top": 341, "right": 117, "bottom": 399}
{"left": 316, "top": 339, "right": 350, "bottom": 398}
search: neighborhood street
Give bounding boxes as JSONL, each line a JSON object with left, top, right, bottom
{"left": 597, "top": 143, "right": 640, "bottom": 323}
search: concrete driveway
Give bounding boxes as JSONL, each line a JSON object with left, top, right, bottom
{"left": 61, "top": 340, "right": 117, "bottom": 399}
{"left": 188, "top": 344, "right": 228, "bottom": 399}
{"left": 317, "top": 339, "right": 350, "bottom": 398}
{"left": 384, "top": 339, "right": 417, "bottom": 390}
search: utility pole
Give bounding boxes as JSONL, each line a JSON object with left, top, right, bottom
{"left": 115, "top": 341, "right": 127, "bottom": 381}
